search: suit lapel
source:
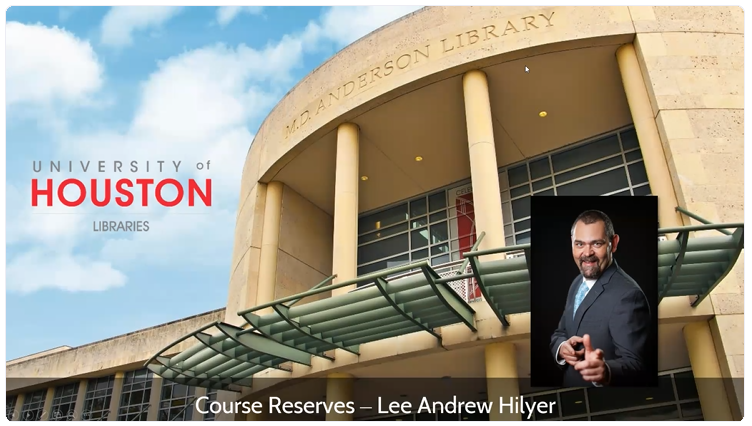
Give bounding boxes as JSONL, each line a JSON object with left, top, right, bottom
{"left": 573, "top": 261, "right": 619, "bottom": 332}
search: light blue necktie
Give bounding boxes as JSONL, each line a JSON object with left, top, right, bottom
{"left": 573, "top": 280, "right": 589, "bottom": 319}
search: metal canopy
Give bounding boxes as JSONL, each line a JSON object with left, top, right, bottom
{"left": 146, "top": 217, "right": 743, "bottom": 392}
{"left": 144, "top": 256, "right": 480, "bottom": 392}
{"left": 465, "top": 221, "right": 744, "bottom": 326}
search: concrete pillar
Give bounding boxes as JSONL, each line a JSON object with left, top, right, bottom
{"left": 683, "top": 321, "right": 734, "bottom": 421}
{"left": 485, "top": 342, "right": 520, "bottom": 421}
{"left": 462, "top": 70, "right": 506, "bottom": 257}
{"left": 40, "top": 387, "right": 55, "bottom": 420}
{"left": 106, "top": 371, "right": 125, "bottom": 421}
{"left": 616, "top": 44, "right": 683, "bottom": 229}
{"left": 146, "top": 377, "right": 163, "bottom": 421}
{"left": 191, "top": 387, "right": 207, "bottom": 421}
{"left": 71, "top": 379, "right": 87, "bottom": 421}
{"left": 325, "top": 372, "right": 355, "bottom": 421}
{"left": 11, "top": 393, "right": 24, "bottom": 421}
{"left": 256, "top": 181, "right": 285, "bottom": 314}
{"left": 332, "top": 123, "right": 360, "bottom": 296}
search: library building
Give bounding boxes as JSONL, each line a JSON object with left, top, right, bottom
{"left": 7, "top": 6, "right": 744, "bottom": 422}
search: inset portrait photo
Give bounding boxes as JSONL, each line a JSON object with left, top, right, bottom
{"left": 529, "top": 195, "right": 658, "bottom": 389}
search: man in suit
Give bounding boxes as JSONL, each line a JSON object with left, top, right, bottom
{"left": 549, "top": 209, "right": 652, "bottom": 388}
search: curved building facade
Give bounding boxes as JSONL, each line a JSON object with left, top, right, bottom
{"left": 7, "top": 6, "right": 744, "bottom": 422}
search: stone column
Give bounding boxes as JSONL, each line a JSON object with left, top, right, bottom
{"left": 485, "top": 342, "right": 520, "bottom": 421}
{"left": 256, "top": 181, "right": 285, "bottom": 314}
{"left": 462, "top": 70, "right": 506, "bottom": 257}
{"left": 683, "top": 321, "right": 734, "bottom": 420}
{"left": 325, "top": 372, "right": 355, "bottom": 421}
{"left": 332, "top": 123, "right": 360, "bottom": 296}
{"left": 106, "top": 371, "right": 125, "bottom": 421}
{"left": 40, "top": 387, "right": 55, "bottom": 420}
{"left": 615, "top": 43, "right": 683, "bottom": 228}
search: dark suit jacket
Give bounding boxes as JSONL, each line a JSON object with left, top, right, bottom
{"left": 549, "top": 260, "right": 652, "bottom": 387}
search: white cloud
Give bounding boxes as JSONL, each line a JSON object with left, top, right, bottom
{"left": 6, "top": 22, "right": 103, "bottom": 106}
{"left": 7, "top": 8, "right": 427, "bottom": 295}
{"left": 100, "top": 207, "right": 236, "bottom": 267}
{"left": 100, "top": 6, "right": 183, "bottom": 47}
{"left": 216, "top": 6, "right": 264, "bottom": 27}
{"left": 6, "top": 250, "right": 127, "bottom": 294}
{"left": 319, "top": 6, "right": 424, "bottom": 46}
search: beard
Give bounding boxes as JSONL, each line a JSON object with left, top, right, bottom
{"left": 579, "top": 255, "right": 602, "bottom": 279}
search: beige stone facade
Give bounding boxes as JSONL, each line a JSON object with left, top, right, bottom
{"left": 6, "top": 6, "right": 743, "bottom": 422}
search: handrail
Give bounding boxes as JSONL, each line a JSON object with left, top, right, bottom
{"left": 456, "top": 232, "right": 486, "bottom": 273}
{"left": 238, "top": 260, "right": 431, "bottom": 315}
{"left": 675, "top": 206, "right": 732, "bottom": 236}
{"left": 658, "top": 223, "right": 743, "bottom": 235}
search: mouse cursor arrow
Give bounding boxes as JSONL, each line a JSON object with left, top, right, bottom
{"left": 525, "top": 66, "right": 530, "bottom": 73}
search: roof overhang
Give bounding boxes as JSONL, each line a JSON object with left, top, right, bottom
{"left": 146, "top": 212, "right": 743, "bottom": 392}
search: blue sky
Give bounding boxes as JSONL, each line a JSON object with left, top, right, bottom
{"left": 5, "top": 5, "right": 422, "bottom": 361}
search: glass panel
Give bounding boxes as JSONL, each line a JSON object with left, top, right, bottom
{"left": 511, "top": 185, "right": 530, "bottom": 198}
{"left": 502, "top": 202, "right": 512, "bottom": 224}
{"left": 509, "top": 164, "right": 529, "bottom": 186}
{"left": 588, "top": 376, "right": 676, "bottom": 413}
{"left": 412, "top": 249, "right": 428, "bottom": 261}
{"left": 505, "top": 236, "right": 514, "bottom": 246}
{"left": 634, "top": 185, "right": 652, "bottom": 196}
{"left": 681, "top": 401, "right": 703, "bottom": 418}
{"left": 431, "top": 244, "right": 450, "bottom": 256}
{"left": 621, "top": 128, "right": 640, "bottom": 150}
{"left": 556, "top": 168, "right": 629, "bottom": 196}
{"left": 431, "top": 254, "right": 450, "bottom": 266}
{"left": 612, "top": 189, "right": 632, "bottom": 196}
{"left": 358, "top": 254, "right": 409, "bottom": 276}
{"left": 625, "top": 149, "right": 643, "bottom": 162}
{"left": 428, "top": 191, "right": 447, "bottom": 212}
{"left": 674, "top": 371, "right": 699, "bottom": 400}
{"left": 563, "top": 417, "right": 588, "bottom": 421}
{"left": 532, "top": 393, "right": 559, "bottom": 420}
{"left": 501, "top": 191, "right": 511, "bottom": 202}
{"left": 430, "top": 210, "right": 447, "bottom": 222}
{"left": 410, "top": 198, "right": 427, "bottom": 218}
{"left": 591, "top": 404, "right": 679, "bottom": 421}
{"left": 532, "top": 177, "right": 553, "bottom": 191}
{"left": 359, "top": 204, "right": 408, "bottom": 234}
{"left": 552, "top": 134, "right": 621, "bottom": 172}
{"left": 511, "top": 196, "right": 531, "bottom": 219}
{"left": 411, "top": 228, "right": 429, "bottom": 249}
{"left": 529, "top": 157, "right": 551, "bottom": 179}
{"left": 358, "top": 233, "right": 409, "bottom": 264}
{"left": 499, "top": 171, "right": 510, "bottom": 190}
{"left": 628, "top": 161, "right": 649, "bottom": 185}
{"left": 555, "top": 155, "right": 623, "bottom": 185}
{"left": 430, "top": 222, "right": 449, "bottom": 244}
{"left": 411, "top": 217, "right": 427, "bottom": 228}
{"left": 559, "top": 389, "right": 587, "bottom": 418}
{"left": 504, "top": 224, "right": 513, "bottom": 237}
{"left": 438, "top": 412, "right": 459, "bottom": 421}
{"left": 359, "top": 222, "right": 408, "bottom": 245}
{"left": 514, "top": 219, "right": 531, "bottom": 233}
{"left": 535, "top": 189, "right": 555, "bottom": 196}
{"left": 516, "top": 232, "right": 531, "bottom": 244}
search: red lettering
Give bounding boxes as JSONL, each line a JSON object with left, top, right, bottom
{"left": 155, "top": 179, "right": 183, "bottom": 207}
{"left": 58, "top": 179, "right": 86, "bottom": 207}
{"left": 189, "top": 179, "right": 212, "bottom": 207}
{"left": 91, "top": 179, "right": 111, "bottom": 207}
{"left": 31, "top": 179, "right": 53, "bottom": 207}
{"left": 135, "top": 179, "right": 153, "bottom": 207}
{"left": 28, "top": 178, "right": 212, "bottom": 207}
{"left": 115, "top": 179, "right": 134, "bottom": 207}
